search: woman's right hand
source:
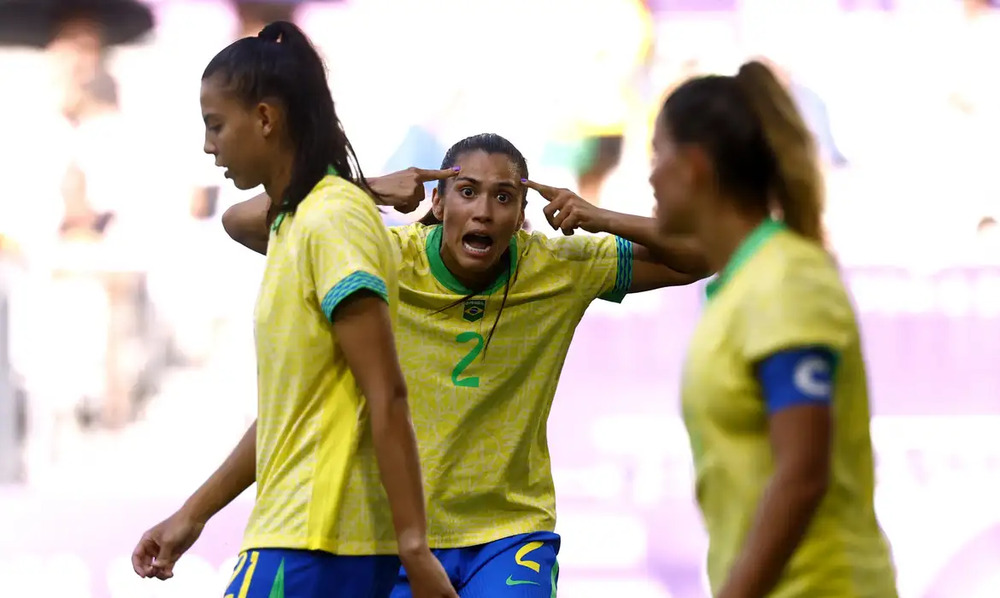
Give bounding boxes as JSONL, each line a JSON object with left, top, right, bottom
{"left": 367, "top": 167, "right": 460, "bottom": 214}
{"left": 131, "top": 510, "right": 205, "bottom": 580}
{"left": 401, "top": 547, "right": 459, "bottom": 598}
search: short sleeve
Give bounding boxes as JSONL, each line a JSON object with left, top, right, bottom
{"left": 301, "top": 192, "right": 390, "bottom": 322}
{"left": 548, "top": 234, "right": 633, "bottom": 303}
{"left": 595, "top": 235, "right": 635, "bottom": 303}
{"left": 740, "top": 260, "right": 854, "bottom": 363}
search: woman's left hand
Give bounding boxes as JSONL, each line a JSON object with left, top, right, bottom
{"left": 524, "top": 180, "right": 609, "bottom": 236}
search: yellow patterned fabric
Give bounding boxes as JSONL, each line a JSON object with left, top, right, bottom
{"left": 390, "top": 224, "right": 633, "bottom": 547}
{"left": 244, "top": 175, "right": 401, "bottom": 555}
{"left": 682, "top": 221, "right": 897, "bottom": 597}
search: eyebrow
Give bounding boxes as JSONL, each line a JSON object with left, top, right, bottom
{"left": 455, "top": 176, "right": 519, "bottom": 190}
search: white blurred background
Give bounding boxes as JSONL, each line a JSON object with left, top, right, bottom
{"left": 0, "top": 1, "right": 999, "bottom": 597}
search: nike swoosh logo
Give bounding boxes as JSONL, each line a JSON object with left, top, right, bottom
{"left": 505, "top": 576, "right": 541, "bottom": 586}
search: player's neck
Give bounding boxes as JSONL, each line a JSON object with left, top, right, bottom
{"left": 700, "top": 206, "right": 769, "bottom": 274}
{"left": 263, "top": 155, "right": 295, "bottom": 217}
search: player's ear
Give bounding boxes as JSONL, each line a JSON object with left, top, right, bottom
{"left": 431, "top": 188, "right": 444, "bottom": 221}
{"left": 680, "top": 144, "right": 712, "bottom": 191}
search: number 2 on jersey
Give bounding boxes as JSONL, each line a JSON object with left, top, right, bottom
{"left": 451, "top": 331, "right": 484, "bottom": 387}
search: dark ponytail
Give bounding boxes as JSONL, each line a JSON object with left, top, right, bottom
{"left": 202, "top": 21, "right": 378, "bottom": 220}
{"left": 661, "top": 60, "right": 824, "bottom": 243}
{"left": 734, "top": 61, "right": 824, "bottom": 242}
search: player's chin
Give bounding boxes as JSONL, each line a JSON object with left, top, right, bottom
{"left": 230, "top": 175, "right": 259, "bottom": 191}
{"left": 457, "top": 254, "right": 495, "bottom": 275}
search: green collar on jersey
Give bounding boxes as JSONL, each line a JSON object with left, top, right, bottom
{"left": 704, "top": 217, "right": 785, "bottom": 300}
{"left": 425, "top": 225, "right": 519, "bottom": 295}
{"left": 270, "top": 166, "right": 341, "bottom": 233}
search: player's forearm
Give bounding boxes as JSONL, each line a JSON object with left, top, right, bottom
{"left": 718, "top": 470, "right": 828, "bottom": 598}
{"left": 369, "top": 395, "right": 431, "bottom": 557}
{"left": 179, "top": 420, "right": 257, "bottom": 524}
{"left": 598, "top": 210, "right": 710, "bottom": 276}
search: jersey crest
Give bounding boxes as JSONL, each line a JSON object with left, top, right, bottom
{"left": 463, "top": 299, "right": 486, "bottom": 322}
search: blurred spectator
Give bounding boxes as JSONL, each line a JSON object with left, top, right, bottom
{"left": 0, "top": 0, "right": 155, "bottom": 482}
{"left": 46, "top": 14, "right": 154, "bottom": 433}
{"left": 538, "top": 0, "right": 654, "bottom": 207}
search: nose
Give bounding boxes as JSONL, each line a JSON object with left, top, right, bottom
{"left": 204, "top": 137, "right": 217, "bottom": 157}
{"left": 470, "top": 194, "right": 493, "bottom": 223}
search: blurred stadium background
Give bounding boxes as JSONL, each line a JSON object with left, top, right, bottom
{"left": 0, "top": 0, "right": 998, "bottom": 597}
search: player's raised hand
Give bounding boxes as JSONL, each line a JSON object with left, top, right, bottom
{"left": 523, "top": 179, "right": 609, "bottom": 236}
{"left": 368, "top": 166, "right": 461, "bottom": 214}
{"left": 131, "top": 511, "right": 205, "bottom": 580}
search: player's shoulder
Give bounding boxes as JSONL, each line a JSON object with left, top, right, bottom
{"left": 517, "top": 229, "right": 617, "bottom": 266}
{"left": 388, "top": 222, "right": 429, "bottom": 264}
{"left": 298, "top": 176, "right": 380, "bottom": 224}
{"left": 752, "top": 230, "right": 850, "bottom": 303}
{"left": 388, "top": 221, "right": 429, "bottom": 246}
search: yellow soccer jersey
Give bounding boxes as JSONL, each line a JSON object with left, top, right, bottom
{"left": 389, "top": 223, "right": 633, "bottom": 547}
{"left": 681, "top": 220, "right": 897, "bottom": 598}
{"left": 244, "top": 174, "right": 401, "bottom": 555}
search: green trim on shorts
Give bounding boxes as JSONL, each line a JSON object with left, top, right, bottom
{"left": 268, "top": 558, "right": 285, "bottom": 598}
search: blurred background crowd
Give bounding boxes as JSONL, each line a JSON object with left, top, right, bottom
{"left": 0, "top": 1, "right": 998, "bottom": 597}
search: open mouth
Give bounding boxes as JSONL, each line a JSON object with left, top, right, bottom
{"left": 462, "top": 233, "right": 494, "bottom": 256}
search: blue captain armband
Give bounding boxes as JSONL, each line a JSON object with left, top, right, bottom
{"left": 756, "top": 346, "right": 838, "bottom": 414}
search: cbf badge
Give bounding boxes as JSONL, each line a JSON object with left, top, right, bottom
{"left": 463, "top": 299, "right": 486, "bottom": 322}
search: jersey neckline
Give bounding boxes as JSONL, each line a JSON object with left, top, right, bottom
{"left": 705, "top": 218, "right": 785, "bottom": 300}
{"left": 425, "top": 225, "right": 519, "bottom": 295}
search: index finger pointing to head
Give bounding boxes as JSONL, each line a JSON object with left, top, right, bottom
{"left": 415, "top": 167, "right": 461, "bottom": 182}
{"left": 522, "top": 179, "right": 557, "bottom": 200}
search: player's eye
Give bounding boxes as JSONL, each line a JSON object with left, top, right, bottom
{"left": 460, "top": 187, "right": 475, "bottom": 198}
{"left": 497, "top": 193, "right": 511, "bottom": 203}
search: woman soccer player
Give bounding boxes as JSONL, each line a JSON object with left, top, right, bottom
{"left": 650, "top": 60, "right": 898, "bottom": 598}
{"left": 130, "top": 22, "right": 456, "bottom": 598}
{"left": 221, "top": 132, "right": 708, "bottom": 597}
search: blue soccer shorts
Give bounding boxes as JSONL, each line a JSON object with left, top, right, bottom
{"left": 392, "top": 532, "right": 560, "bottom": 598}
